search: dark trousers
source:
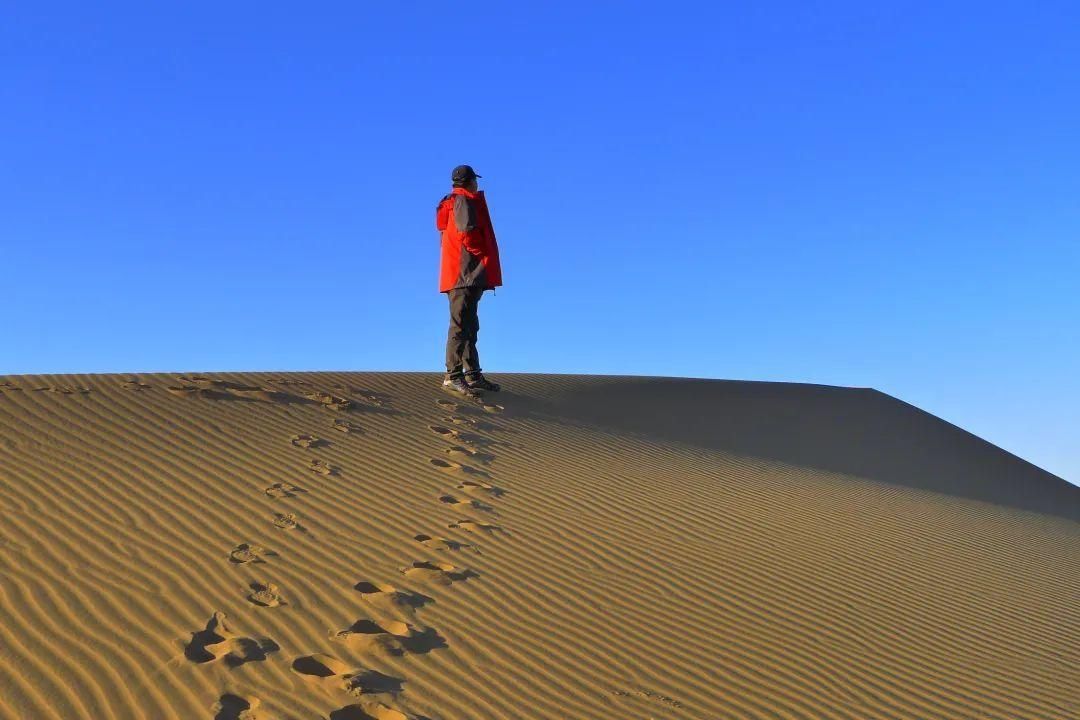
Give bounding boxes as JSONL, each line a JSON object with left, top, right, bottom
{"left": 445, "top": 287, "right": 484, "bottom": 377}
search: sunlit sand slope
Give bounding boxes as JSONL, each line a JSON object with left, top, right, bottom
{"left": 0, "top": 372, "right": 1075, "bottom": 720}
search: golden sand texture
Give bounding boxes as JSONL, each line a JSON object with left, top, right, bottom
{"left": 0, "top": 372, "right": 1076, "bottom": 720}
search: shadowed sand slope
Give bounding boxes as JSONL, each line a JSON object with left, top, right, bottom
{"left": 0, "top": 372, "right": 1075, "bottom": 720}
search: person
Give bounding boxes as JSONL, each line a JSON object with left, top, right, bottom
{"left": 435, "top": 164, "right": 503, "bottom": 395}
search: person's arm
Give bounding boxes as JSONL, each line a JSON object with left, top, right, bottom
{"left": 453, "top": 195, "right": 487, "bottom": 255}
{"left": 435, "top": 195, "right": 452, "bottom": 231}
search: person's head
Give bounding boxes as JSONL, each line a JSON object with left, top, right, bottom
{"left": 451, "top": 164, "right": 481, "bottom": 191}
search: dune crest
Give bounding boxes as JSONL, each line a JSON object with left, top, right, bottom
{"left": 0, "top": 371, "right": 1076, "bottom": 719}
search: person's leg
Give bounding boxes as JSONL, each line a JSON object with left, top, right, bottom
{"left": 445, "top": 289, "right": 468, "bottom": 379}
{"left": 462, "top": 288, "right": 499, "bottom": 390}
{"left": 462, "top": 288, "right": 482, "bottom": 375}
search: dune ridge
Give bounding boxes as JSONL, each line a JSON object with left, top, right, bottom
{"left": 0, "top": 372, "right": 1076, "bottom": 719}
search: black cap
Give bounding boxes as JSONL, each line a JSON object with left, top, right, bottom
{"left": 451, "top": 164, "right": 481, "bottom": 185}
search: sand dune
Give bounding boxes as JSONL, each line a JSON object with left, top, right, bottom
{"left": 0, "top": 372, "right": 1075, "bottom": 720}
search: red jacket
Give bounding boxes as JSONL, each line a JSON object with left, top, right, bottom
{"left": 436, "top": 187, "right": 502, "bottom": 292}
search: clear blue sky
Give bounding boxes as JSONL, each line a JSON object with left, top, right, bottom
{"left": 1, "top": 2, "right": 1077, "bottom": 484}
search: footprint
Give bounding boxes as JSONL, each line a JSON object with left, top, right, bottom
{"left": 448, "top": 519, "right": 503, "bottom": 534}
{"left": 336, "top": 619, "right": 447, "bottom": 656}
{"left": 247, "top": 581, "right": 283, "bottom": 607}
{"left": 445, "top": 414, "right": 500, "bottom": 433}
{"left": 166, "top": 379, "right": 255, "bottom": 401}
{"left": 444, "top": 445, "right": 494, "bottom": 464}
{"left": 309, "top": 459, "right": 336, "bottom": 476}
{"left": 0, "top": 381, "right": 23, "bottom": 393}
{"left": 350, "top": 389, "right": 387, "bottom": 407}
{"left": 292, "top": 654, "right": 404, "bottom": 696}
{"left": 370, "top": 707, "right": 417, "bottom": 720}
{"left": 177, "top": 375, "right": 217, "bottom": 387}
{"left": 328, "top": 706, "right": 372, "bottom": 720}
{"left": 330, "top": 704, "right": 419, "bottom": 720}
{"left": 353, "top": 581, "right": 433, "bottom": 610}
{"left": 120, "top": 379, "right": 151, "bottom": 391}
{"left": 335, "top": 619, "right": 410, "bottom": 656}
{"left": 343, "top": 668, "right": 405, "bottom": 697}
{"left": 456, "top": 479, "right": 506, "bottom": 498}
{"left": 346, "top": 705, "right": 431, "bottom": 720}
{"left": 229, "top": 543, "right": 266, "bottom": 564}
{"left": 358, "top": 390, "right": 388, "bottom": 408}
{"left": 272, "top": 512, "right": 303, "bottom": 531}
{"left": 34, "top": 385, "right": 91, "bottom": 394}
{"left": 264, "top": 481, "right": 307, "bottom": 498}
{"left": 400, "top": 560, "right": 476, "bottom": 584}
{"left": 458, "top": 431, "right": 496, "bottom": 448}
{"left": 291, "top": 657, "right": 404, "bottom": 699}
{"left": 438, "top": 494, "right": 495, "bottom": 513}
{"left": 611, "top": 688, "right": 687, "bottom": 711}
{"left": 185, "top": 611, "right": 232, "bottom": 663}
{"left": 413, "top": 534, "right": 479, "bottom": 553}
{"left": 165, "top": 385, "right": 201, "bottom": 398}
{"left": 334, "top": 419, "right": 363, "bottom": 434}
{"left": 428, "top": 425, "right": 460, "bottom": 440}
{"left": 436, "top": 399, "right": 458, "bottom": 410}
{"left": 429, "top": 458, "right": 461, "bottom": 473}
{"left": 292, "top": 653, "right": 352, "bottom": 679}
{"left": 185, "top": 612, "right": 279, "bottom": 666}
{"left": 213, "top": 693, "right": 260, "bottom": 720}
{"left": 290, "top": 434, "right": 325, "bottom": 449}
{"left": 304, "top": 391, "right": 353, "bottom": 412}
{"left": 480, "top": 402, "right": 504, "bottom": 414}
{"left": 439, "top": 432, "right": 493, "bottom": 452}
{"left": 228, "top": 386, "right": 282, "bottom": 402}
{"left": 227, "top": 383, "right": 268, "bottom": 395}
{"left": 429, "top": 458, "right": 488, "bottom": 478}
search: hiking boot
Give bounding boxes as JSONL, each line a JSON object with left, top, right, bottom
{"left": 465, "top": 372, "right": 501, "bottom": 392}
{"left": 443, "top": 375, "right": 481, "bottom": 397}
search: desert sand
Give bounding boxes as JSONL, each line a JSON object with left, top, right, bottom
{"left": 0, "top": 372, "right": 1076, "bottom": 720}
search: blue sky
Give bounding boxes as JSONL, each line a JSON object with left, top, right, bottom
{"left": 1, "top": 2, "right": 1077, "bottom": 483}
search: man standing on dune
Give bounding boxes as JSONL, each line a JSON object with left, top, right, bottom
{"left": 436, "top": 164, "right": 503, "bottom": 396}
